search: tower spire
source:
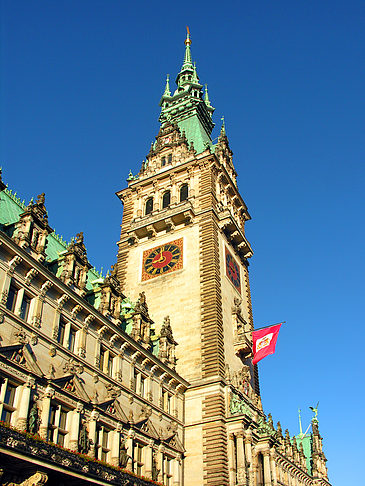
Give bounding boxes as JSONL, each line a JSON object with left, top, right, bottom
{"left": 183, "top": 26, "right": 193, "bottom": 68}
{"left": 159, "top": 29, "right": 215, "bottom": 154}
{"left": 163, "top": 74, "right": 171, "bottom": 97}
{"left": 220, "top": 116, "right": 226, "bottom": 136}
{"left": 204, "top": 84, "right": 211, "bottom": 106}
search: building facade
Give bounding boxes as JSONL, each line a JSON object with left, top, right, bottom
{"left": 0, "top": 33, "right": 330, "bottom": 486}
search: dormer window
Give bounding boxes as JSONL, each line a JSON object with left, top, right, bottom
{"left": 145, "top": 197, "right": 153, "bottom": 215}
{"left": 180, "top": 184, "right": 189, "bottom": 202}
{"left": 162, "top": 191, "right": 171, "bottom": 209}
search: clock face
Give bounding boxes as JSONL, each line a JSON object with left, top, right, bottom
{"left": 142, "top": 238, "right": 183, "bottom": 281}
{"left": 225, "top": 247, "right": 241, "bottom": 294}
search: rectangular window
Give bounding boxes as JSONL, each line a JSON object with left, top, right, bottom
{"left": 1, "top": 382, "right": 17, "bottom": 424}
{"left": 139, "top": 374, "right": 145, "bottom": 397}
{"left": 6, "top": 284, "right": 18, "bottom": 312}
{"left": 57, "top": 319, "right": 66, "bottom": 345}
{"left": 135, "top": 443, "right": 144, "bottom": 475}
{"left": 99, "top": 346, "right": 106, "bottom": 371}
{"left": 165, "top": 457, "right": 172, "bottom": 486}
{"left": 48, "top": 404, "right": 69, "bottom": 445}
{"left": 163, "top": 390, "right": 172, "bottom": 414}
{"left": 96, "top": 425, "right": 110, "bottom": 462}
{"left": 19, "top": 294, "right": 31, "bottom": 321}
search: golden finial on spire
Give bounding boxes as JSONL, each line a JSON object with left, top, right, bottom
{"left": 185, "top": 26, "right": 192, "bottom": 46}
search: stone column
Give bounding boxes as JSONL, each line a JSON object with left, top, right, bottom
{"left": 270, "top": 449, "right": 278, "bottom": 486}
{"left": 126, "top": 430, "right": 134, "bottom": 471}
{"left": 251, "top": 457, "right": 259, "bottom": 486}
{"left": 157, "top": 445, "right": 164, "bottom": 483}
{"left": 94, "top": 338, "right": 102, "bottom": 368}
{"left": 39, "top": 384, "right": 54, "bottom": 439}
{"left": 16, "top": 376, "right": 35, "bottom": 430}
{"left": 52, "top": 308, "right": 61, "bottom": 340}
{"left": 0, "top": 269, "right": 11, "bottom": 306}
{"left": 88, "top": 410, "right": 99, "bottom": 458}
{"left": 31, "top": 295, "right": 43, "bottom": 328}
{"left": 172, "top": 393, "right": 178, "bottom": 418}
{"left": 171, "top": 183, "right": 177, "bottom": 205}
{"left": 244, "top": 432, "right": 254, "bottom": 486}
{"left": 236, "top": 432, "right": 247, "bottom": 485}
{"left": 110, "top": 424, "right": 121, "bottom": 466}
{"left": 173, "top": 454, "right": 181, "bottom": 486}
{"left": 14, "top": 288, "right": 25, "bottom": 316}
{"left": 77, "top": 327, "right": 87, "bottom": 358}
{"left": 144, "top": 439, "right": 154, "bottom": 479}
{"left": 263, "top": 450, "right": 271, "bottom": 486}
{"left": 146, "top": 376, "right": 153, "bottom": 402}
{"left": 228, "top": 433, "right": 237, "bottom": 485}
{"left": 69, "top": 402, "right": 82, "bottom": 450}
{"left": 115, "top": 354, "right": 123, "bottom": 381}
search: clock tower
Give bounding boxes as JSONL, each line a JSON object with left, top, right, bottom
{"left": 116, "top": 31, "right": 259, "bottom": 486}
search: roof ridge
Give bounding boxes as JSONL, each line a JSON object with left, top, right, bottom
{"left": 4, "top": 187, "right": 27, "bottom": 210}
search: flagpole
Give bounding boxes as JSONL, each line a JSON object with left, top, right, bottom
{"left": 247, "top": 321, "right": 286, "bottom": 333}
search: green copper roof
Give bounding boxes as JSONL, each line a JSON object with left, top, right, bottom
{"left": 0, "top": 188, "right": 26, "bottom": 227}
{"left": 295, "top": 434, "right": 312, "bottom": 474}
{"left": 0, "top": 187, "right": 102, "bottom": 290}
{"left": 159, "top": 30, "right": 215, "bottom": 155}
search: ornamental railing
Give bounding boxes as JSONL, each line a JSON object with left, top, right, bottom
{"left": 0, "top": 423, "right": 161, "bottom": 486}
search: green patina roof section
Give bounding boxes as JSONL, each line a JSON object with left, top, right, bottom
{"left": 295, "top": 434, "right": 312, "bottom": 474}
{"left": 177, "top": 115, "right": 212, "bottom": 155}
{"left": 0, "top": 187, "right": 103, "bottom": 289}
{"left": 0, "top": 189, "right": 26, "bottom": 226}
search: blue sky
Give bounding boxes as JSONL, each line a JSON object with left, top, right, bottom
{"left": 1, "top": 1, "right": 364, "bottom": 484}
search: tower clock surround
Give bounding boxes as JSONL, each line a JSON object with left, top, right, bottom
{"left": 142, "top": 238, "right": 184, "bottom": 281}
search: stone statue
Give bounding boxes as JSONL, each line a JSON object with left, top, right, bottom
{"left": 310, "top": 401, "right": 319, "bottom": 419}
{"left": 152, "top": 452, "right": 160, "bottom": 481}
{"left": 119, "top": 437, "right": 130, "bottom": 468}
{"left": 78, "top": 421, "right": 90, "bottom": 454}
{"left": 28, "top": 402, "right": 39, "bottom": 434}
{"left": 36, "top": 193, "right": 45, "bottom": 205}
{"left": 267, "top": 413, "right": 274, "bottom": 429}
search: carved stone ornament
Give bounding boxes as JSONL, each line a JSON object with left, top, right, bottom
{"left": 229, "top": 391, "right": 253, "bottom": 418}
{"left": 105, "top": 383, "right": 121, "bottom": 399}
{"left": 257, "top": 415, "right": 276, "bottom": 437}
{"left": 63, "top": 357, "right": 84, "bottom": 375}
{"left": 14, "top": 330, "right": 28, "bottom": 345}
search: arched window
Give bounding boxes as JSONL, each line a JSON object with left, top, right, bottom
{"left": 180, "top": 184, "right": 188, "bottom": 202}
{"left": 162, "top": 191, "right": 171, "bottom": 209}
{"left": 145, "top": 197, "right": 153, "bottom": 215}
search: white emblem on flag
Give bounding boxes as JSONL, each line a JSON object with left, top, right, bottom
{"left": 256, "top": 333, "right": 273, "bottom": 352}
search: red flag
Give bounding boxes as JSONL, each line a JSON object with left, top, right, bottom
{"left": 252, "top": 323, "right": 282, "bottom": 365}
